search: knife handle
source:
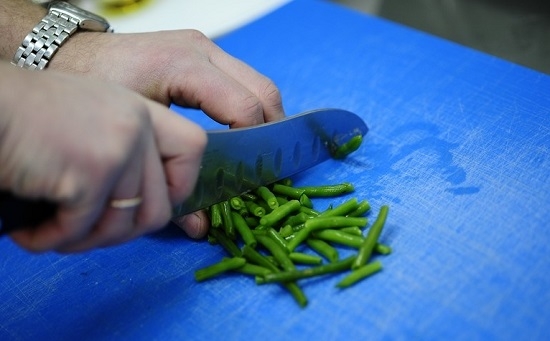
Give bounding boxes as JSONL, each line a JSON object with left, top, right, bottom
{"left": 0, "top": 190, "right": 56, "bottom": 235}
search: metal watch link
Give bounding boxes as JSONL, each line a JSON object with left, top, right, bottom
{"left": 12, "top": 1, "right": 112, "bottom": 70}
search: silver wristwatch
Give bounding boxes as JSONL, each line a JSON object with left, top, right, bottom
{"left": 12, "top": 1, "right": 113, "bottom": 70}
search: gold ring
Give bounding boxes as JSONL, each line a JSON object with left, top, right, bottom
{"left": 109, "top": 196, "right": 142, "bottom": 209}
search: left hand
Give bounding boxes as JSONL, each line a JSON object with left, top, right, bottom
{"left": 49, "top": 29, "right": 286, "bottom": 128}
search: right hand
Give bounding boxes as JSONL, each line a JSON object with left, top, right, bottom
{"left": 0, "top": 63, "right": 207, "bottom": 253}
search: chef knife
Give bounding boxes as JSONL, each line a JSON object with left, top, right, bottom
{"left": 0, "top": 108, "right": 368, "bottom": 234}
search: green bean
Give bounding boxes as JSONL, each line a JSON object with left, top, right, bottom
{"left": 242, "top": 246, "right": 307, "bottom": 307}
{"left": 240, "top": 192, "right": 257, "bottom": 201}
{"left": 266, "top": 227, "right": 289, "bottom": 251}
{"left": 209, "top": 203, "right": 223, "bottom": 228}
{"left": 272, "top": 183, "right": 305, "bottom": 199}
{"left": 299, "top": 206, "right": 320, "bottom": 217}
{"left": 306, "top": 238, "right": 339, "bottom": 263}
{"left": 304, "top": 216, "right": 368, "bottom": 231}
{"left": 375, "top": 243, "right": 392, "bottom": 255}
{"left": 282, "top": 212, "right": 310, "bottom": 227}
{"left": 209, "top": 228, "right": 242, "bottom": 257}
{"left": 256, "top": 235, "right": 295, "bottom": 271}
{"left": 231, "top": 211, "right": 257, "bottom": 248}
{"left": 257, "top": 256, "right": 355, "bottom": 284}
{"left": 313, "top": 229, "right": 364, "bottom": 248}
{"left": 276, "top": 196, "right": 289, "bottom": 205}
{"left": 318, "top": 198, "right": 359, "bottom": 217}
{"left": 244, "top": 216, "right": 259, "bottom": 227}
{"left": 279, "top": 224, "right": 294, "bottom": 238}
{"left": 242, "top": 245, "right": 278, "bottom": 272}
{"left": 277, "top": 178, "right": 293, "bottom": 187}
{"left": 347, "top": 200, "right": 371, "bottom": 217}
{"left": 339, "top": 226, "right": 363, "bottom": 236}
{"left": 220, "top": 200, "right": 235, "bottom": 239}
{"left": 299, "top": 193, "right": 313, "bottom": 209}
{"left": 295, "top": 183, "right": 354, "bottom": 197}
{"left": 194, "top": 257, "right": 246, "bottom": 282}
{"left": 331, "top": 134, "right": 363, "bottom": 159}
{"left": 234, "top": 263, "right": 273, "bottom": 277}
{"left": 285, "top": 226, "right": 310, "bottom": 252}
{"left": 245, "top": 200, "right": 266, "bottom": 217}
{"left": 352, "top": 205, "right": 389, "bottom": 270}
{"left": 260, "top": 200, "right": 301, "bottom": 227}
{"left": 289, "top": 252, "right": 323, "bottom": 265}
{"left": 336, "top": 261, "right": 382, "bottom": 288}
{"left": 256, "top": 186, "right": 279, "bottom": 209}
{"left": 230, "top": 196, "right": 246, "bottom": 211}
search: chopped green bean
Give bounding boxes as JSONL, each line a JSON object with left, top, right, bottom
{"left": 299, "top": 206, "right": 320, "bottom": 217}
{"left": 209, "top": 228, "right": 242, "bottom": 257}
{"left": 257, "top": 256, "right": 355, "bottom": 284}
{"left": 235, "top": 263, "right": 273, "bottom": 277}
{"left": 276, "top": 196, "right": 289, "bottom": 206}
{"left": 306, "top": 238, "right": 339, "bottom": 263}
{"left": 260, "top": 200, "right": 301, "bottom": 227}
{"left": 194, "top": 257, "right": 246, "bottom": 282}
{"left": 347, "top": 200, "right": 371, "bottom": 217}
{"left": 318, "top": 198, "right": 359, "bottom": 217}
{"left": 245, "top": 200, "right": 266, "bottom": 217}
{"left": 295, "top": 183, "right": 354, "bottom": 197}
{"left": 299, "top": 193, "right": 313, "bottom": 209}
{"left": 242, "top": 245, "right": 278, "bottom": 272}
{"left": 220, "top": 200, "right": 235, "bottom": 240}
{"left": 272, "top": 183, "right": 305, "bottom": 199}
{"left": 289, "top": 252, "right": 323, "bottom": 265}
{"left": 256, "top": 235, "right": 295, "bottom": 271}
{"left": 242, "top": 246, "right": 307, "bottom": 307}
{"left": 375, "top": 243, "right": 392, "bottom": 255}
{"left": 230, "top": 196, "right": 246, "bottom": 211}
{"left": 279, "top": 224, "right": 294, "bottom": 238}
{"left": 277, "top": 178, "right": 293, "bottom": 187}
{"left": 282, "top": 212, "right": 310, "bottom": 227}
{"left": 352, "top": 205, "right": 389, "bottom": 270}
{"left": 209, "top": 203, "right": 223, "bottom": 228}
{"left": 331, "top": 134, "right": 363, "bottom": 159}
{"left": 266, "top": 227, "right": 289, "bottom": 250}
{"left": 231, "top": 211, "right": 257, "bottom": 248}
{"left": 256, "top": 186, "right": 279, "bottom": 209}
{"left": 336, "top": 261, "right": 382, "bottom": 288}
{"left": 339, "top": 226, "right": 363, "bottom": 236}
{"left": 244, "top": 216, "right": 259, "bottom": 227}
{"left": 313, "top": 229, "right": 364, "bottom": 248}
{"left": 304, "top": 216, "right": 368, "bottom": 231}
{"left": 240, "top": 192, "right": 257, "bottom": 201}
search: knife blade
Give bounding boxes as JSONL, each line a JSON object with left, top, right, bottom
{"left": 0, "top": 108, "right": 367, "bottom": 235}
{"left": 171, "top": 108, "right": 368, "bottom": 218}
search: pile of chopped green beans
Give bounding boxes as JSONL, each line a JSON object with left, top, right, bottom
{"left": 194, "top": 180, "right": 390, "bottom": 308}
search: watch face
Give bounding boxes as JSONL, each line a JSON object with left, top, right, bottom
{"left": 51, "top": 1, "right": 112, "bottom": 32}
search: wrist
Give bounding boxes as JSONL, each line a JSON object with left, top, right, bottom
{"left": 9, "top": 1, "right": 112, "bottom": 70}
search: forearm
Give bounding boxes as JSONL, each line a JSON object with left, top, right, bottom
{"left": 0, "top": 0, "right": 46, "bottom": 61}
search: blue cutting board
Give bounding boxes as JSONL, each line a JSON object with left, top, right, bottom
{"left": 1, "top": 1, "right": 549, "bottom": 340}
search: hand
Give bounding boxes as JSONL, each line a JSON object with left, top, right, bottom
{"left": 0, "top": 63, "right": 206, "bottom": 252}
{"left": 50, "top": 29, "right": 286, "bottom": 128}
{"left": 48, "top": 29, "right": 286, "bottom": 238}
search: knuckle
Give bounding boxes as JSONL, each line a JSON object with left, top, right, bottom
{"left": 260, "top": 78, "right": 282, "bottom": 105}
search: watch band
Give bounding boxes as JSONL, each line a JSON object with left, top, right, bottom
{"left": 12, "top": 9, "right": 79, "bottom": 70}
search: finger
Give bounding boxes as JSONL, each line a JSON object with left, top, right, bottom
{"left": 56, "top": 135, "right": 145, "bottom": 252}
{"left": 170, "top": 60, "right": 271, "bottom": 128}
{"left": 146, "top": 100, "right": 207, "bottom": 204}
{"left": 172, "top": 210, "right": 210, "bottom": 239}
{"left": 206, "top": 44, "right": 285, "bottom": 123}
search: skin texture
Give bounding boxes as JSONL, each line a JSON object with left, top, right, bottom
{"left": 0, "top": 1, "right": 285, "bottom": 249}
{"left": 0, "top": 63, "right": 206, "bottom": 252}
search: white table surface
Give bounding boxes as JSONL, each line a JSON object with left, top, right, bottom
{"left": 74, "top": 0, "right": 291, "bottom": 37}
